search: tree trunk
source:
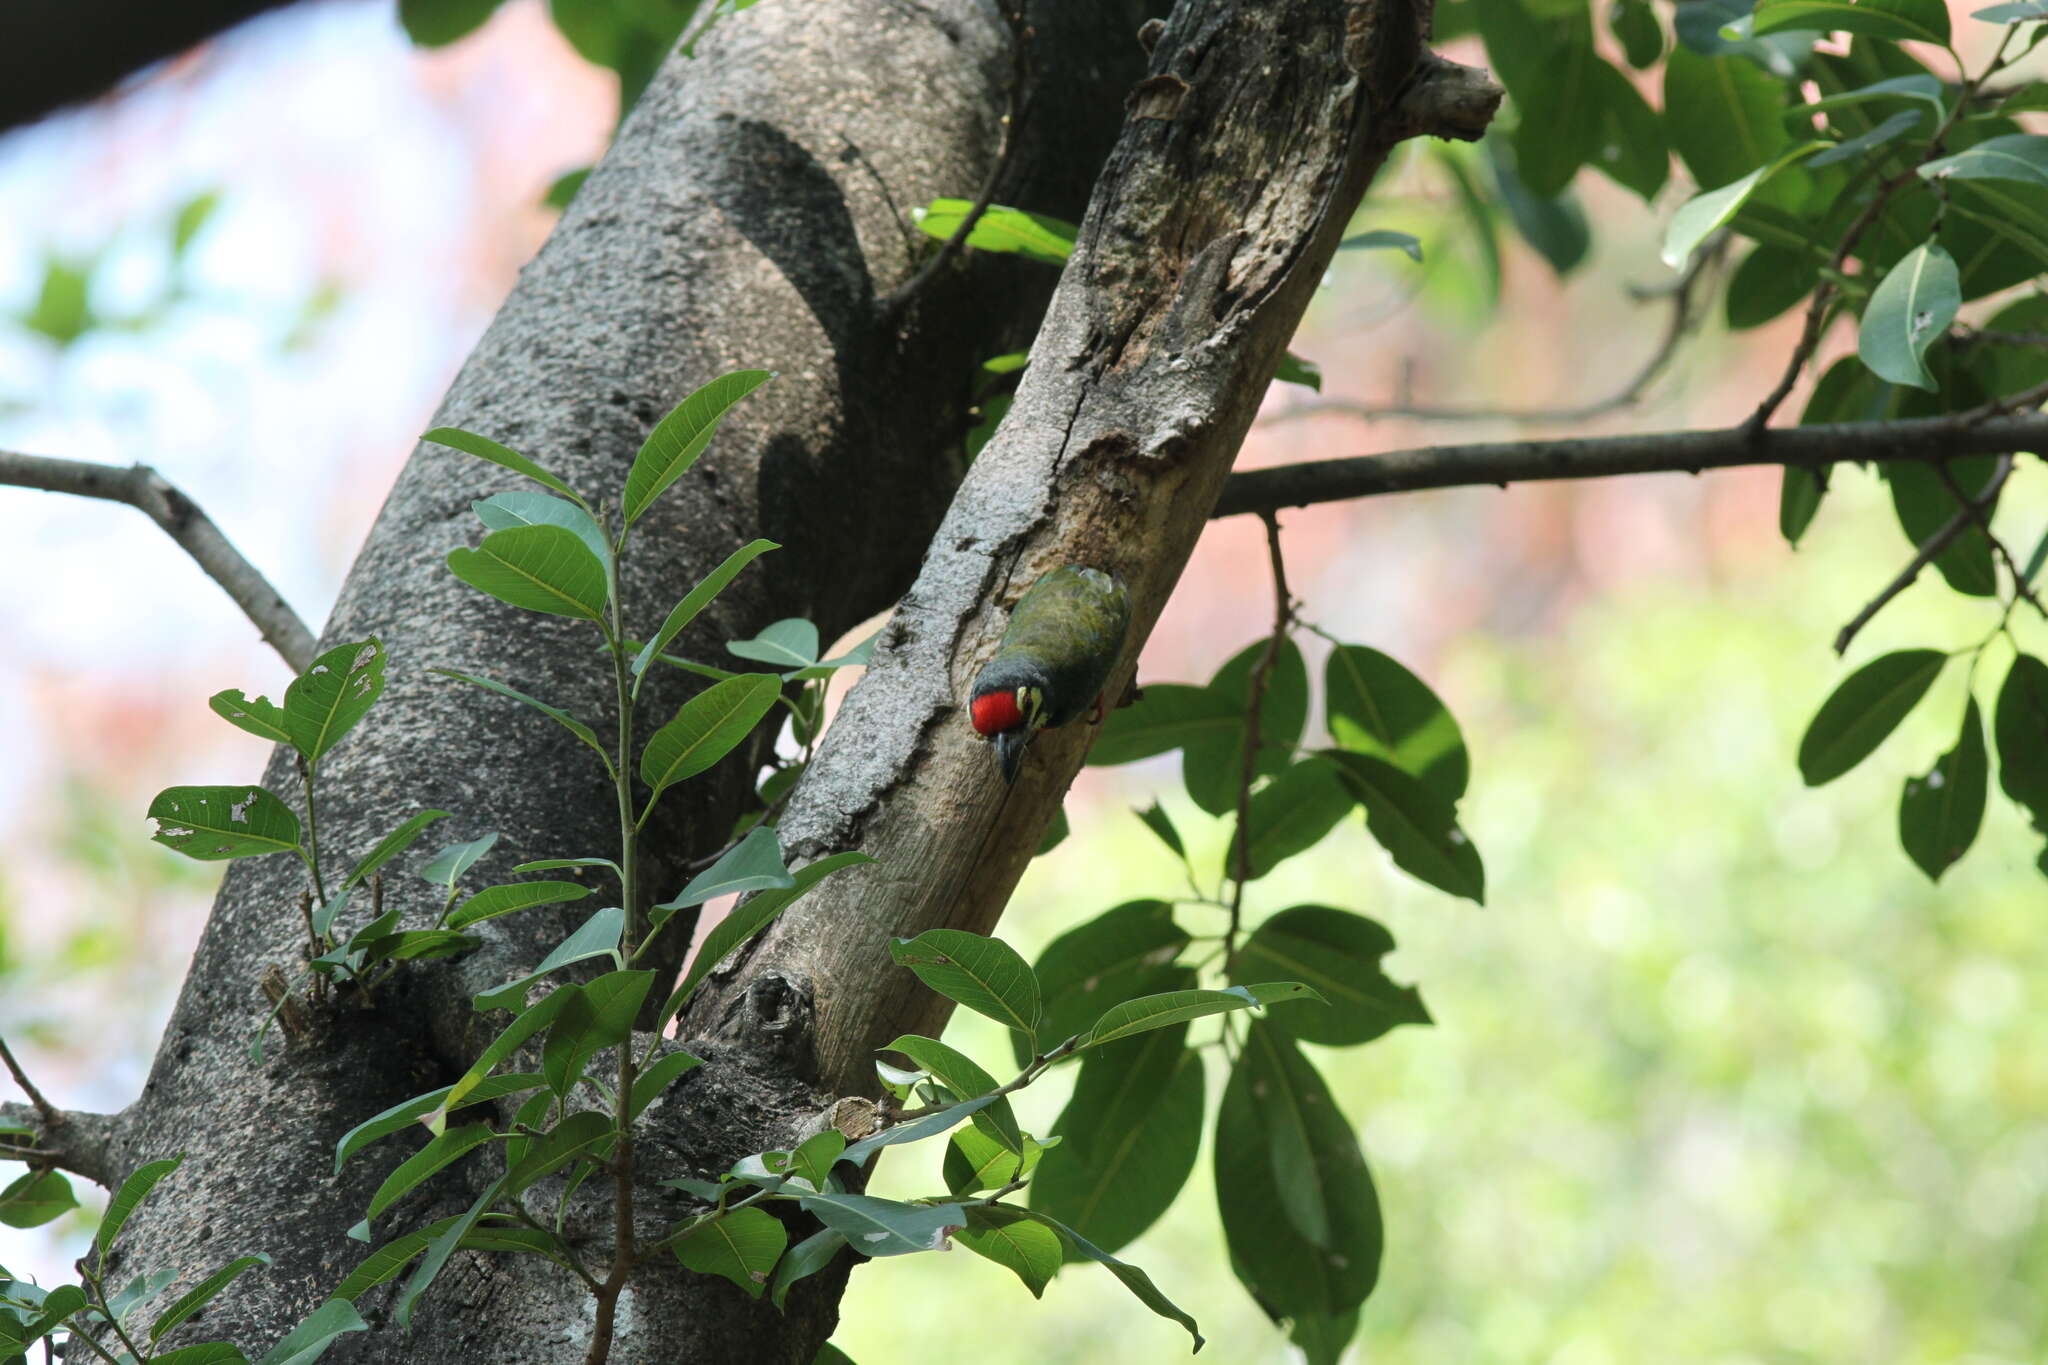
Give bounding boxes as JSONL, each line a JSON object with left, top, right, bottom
{"left": 73, "top": 1, "right": 1490, "bottom": 1361}
{"left": 102, "top": 3, "right": 1150, "bottom": 1360}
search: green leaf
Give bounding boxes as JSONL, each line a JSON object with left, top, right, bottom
{"left": 0, "top": 1170, "right": 76, "bottom": 1229}
{"left": 542, "top": 970, "right": 654, "bottom": 1097}
{"left": 472, "top": 490, "right": 610, "bottom": 568}
{"left": 439, "top": 997, "right": 578, "bottom": 1130}
{"left": 1291, "top": 1310, "right": 1362, "bottom": 1365}
{"left": 395, "top": 1177, "right": 505, "bottom": 1327}
{"left": 1900, "top": 699, "right": 1988, "bottom": 881}
{"left": 250, "top": 1299, "right": 368, "bottom": 1365}
{"left": 653, "top": 825, "right": 792, "bottom": 915}
{"left": 1030, "top": 1025, "right": 1203, "bottom": 1255}
{"left": 397, "top": 0, "right": 505, "bottom": 45}
{"left": 1662, "top": 144, "right": 1824, "bottom": 268}
{"left": 1035, "top": 807, "right": 1069, "bottom": 856}
{"left": 673, "top": 1206, "right": 786, "bottom": 1297}
{"left": 333, "top": 1073, "right": 542, "bottom": 1172}
{"left": 1799, "top": 650, "right": 1947, "bottom": 785}
{"left": 1487, "top": 138, "right": 1591, "bottom": 274}
{"left": 1663, "top": 45, "right": 1796, "bottom": 195}
{"left": 957, "top": 1206, "right": 1062, "bottom": 1297}
{"left": 1436, "top": 143, "right": 1504, "bottom": 306}
{"left": 153, "top": 1345, "right": 253, "bottom": 1365}
{"left": 888, "top": 930, "right": 1039, "bottom": 1037}
{"left": 1994, "top": 653, "right": 2048, "bottom": 828}
{"left": 629, "top": 1047, "right": 704, "bottom": 1121}
{"left": 208, "top": 689, "right": 289, "bottom": 744}
{"left": 97, "top": 1155, "right": 182, "bottom": 1265}
{"left": 1023, "top": 900, "right": 1189, "bottom": 1066}
{"left": 726, "top": 618, "right": 820, "bottom": 670}
{"left": 1325, "top": 644, "right": 1469, "bottom": 801}
{"left": 345, "top": 809, "right": 453, "bottom": 889}
{"left": 420, "top": 831, "right": 499, "bottom": 888}
{"left": 148, "top": 785, "right": 301, "bottom": 861}
{"left": 1590, "top": 58, "right": 1670, "bottom": 201}
{"left": 1081, "top": 981, "right": 1324, "bottom": 1049}
{"left": 1086, "top": 684, "right": 1238, "bottom": 766}
{"left": 544, "top": 166, "right": 589, "bottom": 209}
{"left": 1216, "top": 1023, "right": 1382, "bottom": 1316}
{"left": 513, "top": 856, "right": 619, "bottom": 877}
{"left": 622, "top": 369, "right": 775, "bottom": 528}
{"left": 1012, "top": 1208, "right": 1204, "bottom": 1349}
{"left": 473, "top": 906, "right": 626, "bottom": 1012}
{"left": 1782, "top": 356, "right": 1886, "bottom": 546}
{"left": 355, "top": 1123, "right": 498, "bottom": 1238}
{"left": 1612, "top": 0, "right": 1665, "bottom": 66}
{"left": 944, "top": 1127, "right": 1052, "bottom": 1195}
{"left": 838, "top": 1095, "right": 1001, "bottom": 1168}
{"left": 1921, "top": 133, "right": 2048, "bottom": 192}
{"left": 170, "top": 189, "right": 222, "bottom": 259}
{"left": 1323, "top": 751, "right": 1487, "bottom": 903}
{"left": 447, "top": 879, "right": 591, "bottom": 930}
{"left": 1977, "top": 0, "right": 2048, "bottom": 17}
{"left": 1177, "top": 637, "right": 1310, "bottom": 813}
{"left": 654, "top": 851, "right": 873, "bottom": 1027}
{"left": 770, "top": 1228, "right": 848, "bottom": 1309}
{"left": 911, "top": 199, "right": 1076, "bottom": 263}
{"left": 447, "top": 525, "right": 608, "bottom": 622}
{"left": 633, "top": 539, "right": 780, "bottom": 682}
{"left": 797, "top": 1191, "right": 966, "bottom": 1257}
{"left": 431, "top": 667, "right": 609, "bottom": 761}
{"left": 1274, "top": 352, "right": 1323, "bottom": 391}
{"left": 1230, "top": 757, "right": 1357, "bottom": 881}
{"left": 150, "top": 1257, "right": 270, "bottom": 1342}
{"left": 785, "top": 1130, "right": 846, "bottom": 1191}
{"left": 1134, "top": 802, "right": 1187, "bottom": 862}
{"left": 640, "top": 674, "right": 783, "bottom": 804}
{"left": 1477, "top": 0, "right": 1603, "bottom": 197}
{"left": 1232, "top": 906, "right": 1430, "bottom": 1046}
{"left": 1859, "top": 242, "right": 1959, "bottom": 390}
{"left": 422, "top": 426, "right": 579, "bottom": 500}
{"left": 1338, "top": 229, "right": 1423, "bottom": 260}
{"left": 1811, "top": 107, "right": 1925, "bottom": 168}
{"left": 365, "top": 930, "right": 477, "bottom": 963}
{"left": 505, "top": 1110, "right": 613, "bottom": 1192}
{"left": 881, "top": 1034, "right": 1023, "bottom": 1155}
{"left": 1753, "top": 0, "right": 1951, "bottom": 44}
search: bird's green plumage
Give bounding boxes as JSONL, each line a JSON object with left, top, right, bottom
{"left": 970, "top": 566, "right": 1130, "bottom": 781}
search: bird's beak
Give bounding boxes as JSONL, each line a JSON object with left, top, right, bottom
{"left": 993, "top": 728, "right": 1030, "bottom": 784}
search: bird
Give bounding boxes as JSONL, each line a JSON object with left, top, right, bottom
{"left": 968, "top": 565, "right": 1131, "bottom": 783}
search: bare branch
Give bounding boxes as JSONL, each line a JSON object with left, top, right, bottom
{"left": 1835, "top": 456, "right": 2016, "bottom": 655}
{"left": 1227, "top": 514, "right": 1292, "bottom": 959}
{"left": 1263, "top": 232, "right": 1718, "bottom": 430}
{"left": 0, "top": 1035, "right": 60, "bottom": 1132}
{"left": 1212, "top": 409, "right": 2048, "bottom": 518}
{"left": 0, "top": 451, "right": 315, "bottom": 672}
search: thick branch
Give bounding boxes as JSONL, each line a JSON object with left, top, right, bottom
{"left": 1211, "top": 410, "right": 2048, "bottom": 517}
{"left": 0, "top": 1101, "right": 122, "bottom": 1188}
{"left": 696, "top": 0, "right": 1493, "bottom": 1097}
{"left": 0, "top": 452, "right": 314, "bottom": 671}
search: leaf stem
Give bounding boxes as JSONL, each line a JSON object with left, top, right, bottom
{"left": 1224, "top": 513, "right": 1293, "bottom": 964}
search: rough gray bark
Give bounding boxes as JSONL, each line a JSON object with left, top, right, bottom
{"left": 85, "top": 3, "right": 1152, "bottom": 1362}
{"left": 688, "top": 0, "right": 1497, "bottom": 1095}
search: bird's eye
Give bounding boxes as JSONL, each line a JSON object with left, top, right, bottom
{"left": 1016, "top": 686, "right": 1042, "bottom": 723}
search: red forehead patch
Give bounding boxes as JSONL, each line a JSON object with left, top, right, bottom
{"left": 970, "top": 690, "right": 1024, "bottom": 736}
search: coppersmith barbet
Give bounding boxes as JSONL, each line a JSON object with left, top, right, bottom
{"left": 969, "top": 565, "right": 1131, "bottom": 783}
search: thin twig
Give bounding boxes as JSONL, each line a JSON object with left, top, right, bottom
{"left": 875, "top": 4, "right": 1033, "bottom": 324}
{"left": 0, "top": 1100, "right": 120, "bottom": 1186}
{"left": 0, "top": 451, "right": 315, "bottom": 671}
{"left": 1835, "top": 455, "right": 2016, "bottom": 655}
{"left": 1263, "top": 235, "right": 1720, "bottom": 429}
{"left": 0, "top": 1034, "right": 61, "bottom": 1132}
{"left": 1225, "top": 515, "right": 1292, "bottom": 961}
{"left": 1211, "top": 409, "right": 2048, "bottom": 518}
{"left": 1933, "top": 457, "right": 2048, "bottom": 621}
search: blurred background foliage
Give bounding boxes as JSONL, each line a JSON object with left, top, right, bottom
{"left": 0, "top": 1, "right": 2043, "bottom": 1361}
